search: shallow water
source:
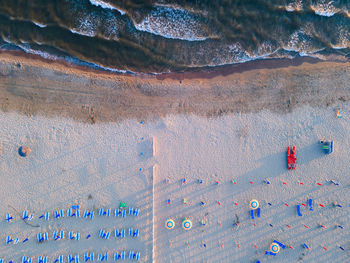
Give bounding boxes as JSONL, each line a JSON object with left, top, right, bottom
{"left": 0, "top": 0, "right": 349, "bottom": 73}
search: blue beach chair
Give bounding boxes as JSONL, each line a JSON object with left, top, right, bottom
{"left": 115, "top": 229, "right": 120, "bottom": 237}
{"left": 308, "top": 199, "right": 313, "bottom": 211}
{"left": 6, "top": 235, "right": 13, "bottom": 244}
{"left": 0, "top": 258, "right": 3, "bottom": 263}
{"left": 54, "top": 255, "right": 63, "bottom": 263}
{"left": 37, "top": 233, "right": 43, "bottom": 243}
{"left": 273, "top": 240, "right": 286, "bottom": 249}
{"left": 265, "top": 251, "right": 276, "bottom": 256}
{"left": 23, "top": 237, "right": 29, "bottom": 243}
{"left": 129, "top": 228, "right": 133, "bottom": 236}
{"left": 72, "top": 205, "right": 79, "bottom": 210}
{"left": 122, "top": 210, "right": 126, "bottom": 218}
{"left": 114, "top": 253, "right": 120, "bottom": 261}
{"left": 120, "top": 251, "right": 125, "bottom": 260}
{"left": 22, "top": 257, "right": 33, "bottom": 263}
{"left": 6, "top": 213, "right": 13, "bottom": 222}
{"left": 115, "top": 209, "right": 121, "bottom": 217}
{"left": 84, "top": 252, "right": 94, "bottom": 262}
{"left": 135, "top": 252, "right": 140, "bottom": 261}
{"left": 133, "top": 208, "right": 139, "bottom": 216}
{"left": 38, "top": 256, "right": 47, "bottom": 263}
{"left": 250, "top": 210, "right": 254, "bottom": 219}
{"left": 256, "top": 208, "right": 261, "bottom": 218}
{"left": 121, "top": 229, "right": 125, "bottom": 238}
{"left": 99, "top": 229, "right": 105, "bottom": 238}
{"left": 133, "top": 229, "right": 139, "bottom": 237}
{"left": 129, "top": 207, "right": 133, "bottom": 215}
{"left": 14, "top": 238, "right": 19, "bottom": 244}
{"left": 296, "top": 205, "right": 302, "bottom": 216}
{"left": 129, "top": 251, "right": 134, "bottom": 260}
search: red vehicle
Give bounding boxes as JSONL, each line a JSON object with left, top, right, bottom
{"left": 287, "top": 146, "right": 297, "bottom": 170}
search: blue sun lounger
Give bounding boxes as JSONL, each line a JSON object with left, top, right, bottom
{"left": 308, "top": 199, "right": 313, "bottom": 211}
{"left": 250, "top": 210, "right": 254, "bottom": 219}
{"left": 122, "top": 210, "right": 126, "bottom": 218}
{"left": 53, "top": 255, "right": 63, "bottom": 263}
{"left": 72, "top": 205, "right": 79, "bottom": 210}
{"left": 115, "top": 209, "right": 121, "bottom": 217}
{"left": 0, "top": 258, "right": 3, "bottom": 263}
{"left": 133, "top": 229, "right": 139, "bottom": 238}
{"left": 37, "top": 233, "right": 48, "bottom": 243}
{"left": 6, "top": 236, "right": 13, "bottom": 244}
{"left": 265, "top": 251, "right": 276, "bottom": 256}
{"left": 129, "top": 228, "right": 133, "bottom": 236}
{"left": 54, "top": 209, "right": 64, "bottom": 219}
{"left": 129, "top": 207, "right": 133, "bottom": 215}
{"left": 121, "top": 229, "right": 125, "bottom": 238}
{"left": 256, "top": 208, "right": 261, "bottom": 218}
{"left": 115, "top": 229, "right": 120, "bottom": 237}
{"left": 38, "top": 256, "right": 47, "bottom": 263}
{"left": 83, "top": 210, "right": 94, "bottom": 219}
{"left": 14, "top": 238, "right": 19, "bottom": 244}
{"left": 296, "top": 205, "right": 302, "bottom": 216}
{"left": 273, "top": 240, "right": 286, "bottom": 249}
{"left": 99, "top": 208, "right": 111, "bottom": 217}
{"left": 135, "top": 252, "right": 140, "bottom": 261}
{"left": 68, "top": 255, "right": 79, "bottom": 263}
{"left": 129, "top": 251, "right": 134, "bottom": 260}
{"left": 22, "top": 257, "right": 32, "bottom": 263}
{"left": 69, "top": 231, "right": 80, "bottom": 240}
{"left": 6, "top": 213, "right": 13, "bottom": 222}
{"left": 97, "top": 253, "right": 108, "bottom": 261}
{"left": 23, "top": 237, "right": 29, "bottom": 243}
{"left": 84, "top": 253, "right": 94, "bottom": 262}
{"left": 120, "top": 251, "right": 125, "bottom": 260}
{"left": 133, "top": 208, "right": 139, "bottom": 216}
{"left": 39, "top": 212, "right": 50, "bottom": 220}
{"left": 23, "top": 210, "right": 33, "bottom": 220}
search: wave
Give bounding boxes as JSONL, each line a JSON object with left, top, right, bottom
{"left": 89, "top": 0, "right": 125, "bottom": 15}
{"left": 33, "top": 21, "right": 47, "bottom": 28}
{"left": 134, "top": 6, "right": 211, "bottom": 41}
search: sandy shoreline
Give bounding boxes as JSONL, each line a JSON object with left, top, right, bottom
{"left": 0, "top": 51, "right": 350, "bottom": 124}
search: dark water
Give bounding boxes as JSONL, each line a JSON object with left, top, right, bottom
{"left": 0, "top": 0, "right": 349, "bottom": 73}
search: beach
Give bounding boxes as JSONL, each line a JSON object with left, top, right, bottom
{"left": 0, "top": 52, "right": 349, "bottom": 262}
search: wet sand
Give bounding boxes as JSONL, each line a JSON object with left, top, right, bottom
{"left": 0, "top": 51, "right": 349, "bottom": 123}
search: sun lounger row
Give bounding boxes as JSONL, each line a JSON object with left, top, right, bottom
{"left": 6, "top": 207, "right": 140, "bottom": 222}
{"left": 6, "top": 236, "right": 28, "bottom": 244}
{"left": 14, "top": 251, "right": 141, "bottom": 263}
{"left": 99, "top": 228, "right": 139, "bottom": 239}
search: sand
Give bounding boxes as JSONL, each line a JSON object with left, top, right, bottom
{"left": 0, "top": 51, "right": 349, "bottom": 262}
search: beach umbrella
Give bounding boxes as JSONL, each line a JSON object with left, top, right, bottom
{"left": 249, "top": 199, "right": 259, "bottom": 210}
{"left": 165, "top": 219, "right": 175, "bottom": 230}
{"left": 18, "top": 146, "right": 31, "bottom": 157}
{"left": 270, "top": 242, "right": 280, "bottom": 254}
{"left": 182, "top": 218, "right": 192, "bottom": 230}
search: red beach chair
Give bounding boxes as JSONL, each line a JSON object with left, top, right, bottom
{"left": 287, "top": 146, "right": 296, "bottom": 170}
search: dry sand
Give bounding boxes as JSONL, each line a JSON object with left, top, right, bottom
{"left": 0, "top": 52, "right": 349, "bottom": 262}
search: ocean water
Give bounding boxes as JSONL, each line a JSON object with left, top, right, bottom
{"left": 0, "top": 0, "right": 349, "bottom": 73}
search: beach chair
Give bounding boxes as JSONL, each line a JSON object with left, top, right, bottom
{"left": 265, "top": 251, "right": 276, "bottom": 256}
{"left": 44, "top": 232, "right": 48, "bottom": 241}
{"left": 72, "top": 205, "right": 79, "bottom": 210}
{"left": 133, "top": 208, "right": 139, "bottom": 216}
{"left": 273, "top": 240, "right": 286, "bottom": 249}
{"left": 76, "top": 209, "right": 80, "bottom": 218}
{"left": 121, "top": 229, "right": 125, "bottom": 238}
{"left": 39, "top": 212, "right": 50, "bottom": 220}
{"left": 83, "top": 210, "right": 94, "bottom": 219}
{"left": 68, "top": 255, "right": 75, "bottom": 263}
{"left": 296, "top": 205, "right": 302, "bottom": 216}
{"left": 133, "top": 229, "right": 139, "bottom": 237}
{"left": 6, "top": 235, "right": 13, "bottom": 244}
{"left": 75, "top": 255, "right": 79, "bottom": 263}
{"left": 120, "top": 251, "right": 125, "bottom": 260}
{"left": 53, "top": 255, "right": 63, "bottom": 263}
{"left": 38, "top": 256, "right": 47, "bottom": 263}
{"left": 37, "top": 233, "right": 43, "bottom": 243}
{"left": 14, "top": 238, "right": 19, "bottom": 244}
{"left": 308, "top": 199, "right": 313, "bottom": 211}
{"left": 0, "top": 258, "right": 3, "bottom": 263}
{"left": 60, "top": 230, "right": 65, "bottom": 239}
{"left": 23, "top": 237, "right": 29, "bottom": 243}
{"left": 115, "top": 229, "right": 120, "bottom": 237}
{"left": 22, "top": 257, "right": 33, "bottom": 263}
{"left": 104, "top": 231, "right": 110, "bottom": 240}
{"left": 67, "top": 208, "right": 73, "bottom": 217}
{"left": 135, "top": 252, "right": 140, "bottom": 261}
{"left": 122, "top": 210, "right": 126, "bottom": 218}
{"left": 256, "top": 208, "right": 261, "bottom": 218}
{"left": 6, "top": 213, "right": 13, "bottom": 222}
{"left": 129, "top": 251, "right": 134, "bottom": 260}
{"left": 129, "top": 228, "right": 133, "bottom": 236}
{"left": 250, "top": 210, "right": 255, "bottom": 220}
{"left": 129, "top": 207, "right": 133, "bottom": 215}
{"left": 114, "top": 253, "right": 120, "bottom": 261}
{"left": 54, "top": 209, "right": 64, "bottom": 219}
{"left": 84, "top": 252, "right": 94, "bottom": 262}
{"left": 99, "top": 229, "right": 106, "bottom": 238}
{"left": 115, "top": 209, "right": 121, "bottom": 217}
{"left": 53, "top": 231, "right": 58, "bottom": 240}
{"left": 23, "top": 210, "right": 29, "bottom": 220}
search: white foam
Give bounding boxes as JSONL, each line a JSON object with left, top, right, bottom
{"left": 33, "top": 21, "right": 47, "bottom": 28}
{"left": 285, "top": 0, "right": 303, "bottom": 12}
{"left": 134, "top": 6, "right": 209, "bottom": 41}
{"left": 89, "top": 0, "right": 125, "bottom": 15}
{"left": 311, "top": 1, "right": 339, "bottom": 17}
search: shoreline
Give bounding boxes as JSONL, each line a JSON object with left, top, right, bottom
{"left": 0, "top": 50, "right": 350, "bottom": 123}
